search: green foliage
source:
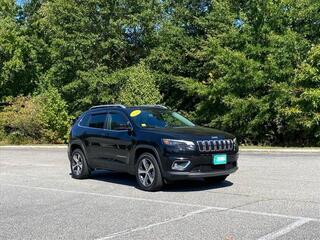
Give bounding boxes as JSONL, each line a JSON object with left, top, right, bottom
{"left": 0, "top": 0, "right": 320, "bottom": 146}
{"left": 0, "top": 90, "right": 70, "bottom": 144}
{"left": 63, "top": 64, "right": 161, "bottom": 115}
{"left": 36, "top": 87, "right": 71, "bottom": 142}
{"left": 0, "top": 0, "right": 42, "bottom": 100}
{"left": 0, "top": 96, "right": 43, "bottom": 144}
{"left": 116, "top": 64, "right": 162, "bottom": 106}
{"left": 0, "top": 0, "right": 17, "bottom": 18}
{"left": 145, "top": 0, "right": 320, "bottom": 146}
{"left": 29, "top": 0, "right": 161, "bottom": 90}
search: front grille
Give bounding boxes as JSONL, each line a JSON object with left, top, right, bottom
{"left": 197, "top": 139, "right": 235, "bottom": 152}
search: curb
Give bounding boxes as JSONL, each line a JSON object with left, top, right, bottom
{"left": 240, "top": 148, "right": 320, "bottom": 153}
{"left": 0, "top": 145, "right": 67, "bottom": 149}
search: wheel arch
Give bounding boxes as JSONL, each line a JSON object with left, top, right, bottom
{"left": 129, "top": 145, "right": 163, "bottom": 175}
{"left": 68, "top": 140, "right": 87, "bottom": 161}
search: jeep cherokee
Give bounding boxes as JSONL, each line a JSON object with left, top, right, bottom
{"left": 68, "top": 104, "right": 239, "bottom": 191}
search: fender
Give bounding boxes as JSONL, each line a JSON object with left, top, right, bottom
{"left": 129, "top": 144, "right": 164, "bottom": 175}
{"left": 68, "top": 139, "right": 89, "bottom": 163}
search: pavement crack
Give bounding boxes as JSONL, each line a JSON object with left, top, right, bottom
{"left": 94, "top": 207, "right": 212, "bottom": 240}
{"left": 207, "top": 191, "right": 252, "bottom": 197}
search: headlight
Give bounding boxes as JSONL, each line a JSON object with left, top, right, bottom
{"left": 233, "top": 138, "right": 237, "bottom": 149}
{"left": 162, "top": 139, "right": 196, "bottom": 151}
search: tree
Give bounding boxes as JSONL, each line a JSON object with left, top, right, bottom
{"left": 0, "top": 0, "right": 40, "bottom": 100}
{"left": 0, "top": 0, "right": 319, "bottom": 145}
{"left": 63, "top": 63, "right": 161, "bottom": 115}
{"left": 0, "top": 88, "right": 70, "bottom": 143}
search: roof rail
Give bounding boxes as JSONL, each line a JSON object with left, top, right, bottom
{"left": 89, "top": 104, "right": 126, "bottom": 110}
{"left": 138, "top": 105, "right": 167, "bottom": 109}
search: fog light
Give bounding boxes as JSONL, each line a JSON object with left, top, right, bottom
{"left": 171, "top": 160, "right": 190, "bottom": 171}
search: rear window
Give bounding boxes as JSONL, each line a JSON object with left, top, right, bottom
{"left": 79, "top": 114, "right": 90, "bottom": 127}
{"left": 88, "top": 113, "right": 107, "bottom": 129}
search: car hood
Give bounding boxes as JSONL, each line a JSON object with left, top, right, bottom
{"left": 142, "top": 126, "right": 235, "bottom": 140}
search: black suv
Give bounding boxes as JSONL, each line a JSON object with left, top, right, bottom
{"left": 68, "top": 104, "right": 238, "bottom": 191}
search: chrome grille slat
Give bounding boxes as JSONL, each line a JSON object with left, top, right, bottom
{"left": 197, "top": 139, "right": 235, "bottom": 152}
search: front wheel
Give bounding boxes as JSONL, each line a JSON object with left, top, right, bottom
{"left": 204, "top": 175, "right": 228, "bottom": 184}
{"left": 135, "top": 153, "right": 163, "bottom": 191}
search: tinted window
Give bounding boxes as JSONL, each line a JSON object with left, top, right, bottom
{"left": 109, "top": 112, "right": 130, "bottom": 130}
{"left": 129, "top": 109, "right": 195, "bottom": 128}
{"left": 79, "top": 113, "right": 90, "bottom": 127}
{"left": 88, "top": 113, "right": 107, "bottom": 129}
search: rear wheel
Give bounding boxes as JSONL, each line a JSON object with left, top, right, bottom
{"left": 204, "top": 175, "right": 228, "bottom": 184}
{"left": 70, "top": 149, "right": 90, "bottom": 179}
{"left": 136, "top": 153, "right": 163, "bottom": 191}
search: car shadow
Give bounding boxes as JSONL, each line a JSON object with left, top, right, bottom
{"left": 162, "top": 179, "right": 233, "bottom": 192}
{"left": 88, "top": 170, "right": 233, "bottom": 192}
{"left": 89, "top": 170, "right": 137, "bottom": 186}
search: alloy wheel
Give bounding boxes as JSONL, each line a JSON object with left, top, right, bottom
{"left": 138, "top": 158, "right": 155, "bottom": 187}
{"left": 72, "top": 152, "right": 83, "bottom": 176}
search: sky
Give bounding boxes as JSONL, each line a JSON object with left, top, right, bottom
{"left": 16, "top": 0, "right": 25, "bottom": 6}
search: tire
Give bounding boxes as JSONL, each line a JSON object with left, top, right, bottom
{"left": 204, "top": 175, "right": 228, "bottom": 184}
{"left": 70, "top": 148, "right": 90, "bottom": 179}
{"left": 135, "top": 153, "right": 163, "bottom": 191}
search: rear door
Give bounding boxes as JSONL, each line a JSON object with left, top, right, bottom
{"left": 82, "top": 111, "right": 109, "bottom": 168}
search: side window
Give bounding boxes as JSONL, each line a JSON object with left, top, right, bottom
{"left": 79, "top": 113, "right": 90, "bottom": 127}
{"left": 109, "top": 112, "right": 130, "bottom": 130}
{"left": 88, "top": 113, "right": 107, "bottom": 129}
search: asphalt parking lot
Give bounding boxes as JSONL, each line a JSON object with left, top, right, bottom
{"left": 0, "top": 147, "right": 319, "bottom": 240}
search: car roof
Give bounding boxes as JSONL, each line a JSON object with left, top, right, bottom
{"left": 88, "top": 104, "right": 167, "bottom": 112}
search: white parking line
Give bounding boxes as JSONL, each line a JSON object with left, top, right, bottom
{"left": 95, "top": 207, "right": 213, "bottom": 240}
{"left": 3, "top": 183, "right": 319, "bottom": 223}
{"left": 257, "top": 218, "right": 311, "bottom": 240}
{"left": 2, "top": 183, "right": 319, "bottom": 240}
{"left": 230, "top": 209, "right": 316, "bottom": 221}
{"left": 0, "top": 161, "right": 55, "bottom": 167}
{"left": 1, "top": 183, "right": 223, "bottom": 209}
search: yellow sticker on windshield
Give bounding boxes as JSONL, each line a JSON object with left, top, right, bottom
{"left": 130, "top": 110, "right": 141, "bottom": 117}
{"left": 141, "top": 123, "right": 146, "bottom": 127}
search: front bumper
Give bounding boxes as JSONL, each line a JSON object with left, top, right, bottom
{"left": 166, "top": 166, "right": 238, "bottom": 180}
{"left": 161, "top": 151, "right": 239, "bottom": 181}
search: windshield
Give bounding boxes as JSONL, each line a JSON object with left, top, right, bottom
{"left": 129, "top": 109, "right": 195, "bottom": 128}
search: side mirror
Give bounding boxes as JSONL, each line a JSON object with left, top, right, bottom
{"left": 127, "top": 126, "right": 134, "bottom": 135}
